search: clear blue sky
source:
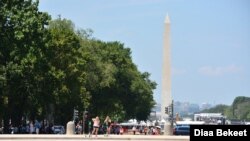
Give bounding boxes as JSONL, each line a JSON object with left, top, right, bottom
{"left": 39, "top": 0, "right": 250, "bottom": 106}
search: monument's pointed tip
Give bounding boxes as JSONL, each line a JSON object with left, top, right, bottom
{"left": 165, "top": 13, "right": 170, "bottom": 23}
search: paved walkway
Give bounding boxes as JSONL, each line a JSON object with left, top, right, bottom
{"left": 0, "top": 134, "right": 189, "bottom": 141}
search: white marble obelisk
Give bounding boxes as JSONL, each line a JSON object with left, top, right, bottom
{"left": 161, "top": 14, "right": 172, "bottom": 124}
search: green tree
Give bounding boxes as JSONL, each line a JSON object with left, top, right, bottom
{"left": 0, "top": 0, "right": 156, "bottom": 127}
{"left": 0, "top": 0, "right": 50, "bottom": 127}
{"left": 201, "top": 96, "right": 250, "bottom": 120}
{"left": 231, "top": 96, "right": 250, "bottom": 120}
{"left": 83, "top": 40, "right": 156, "bottom": 121}
{"left": 201, "top": 104, "right": 229, "bottom": 114}
{"left": 46, "top": 18, "right": 90, "bottom": 124}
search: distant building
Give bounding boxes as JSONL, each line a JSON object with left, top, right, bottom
{"left": 194, "top": 113, "right": 225, "bottom": 125}
{"left": 149, "top": 104, "right": 161, "bottom": 121}
{"left": 151, "top": 102, "right": 200, "bottom": 121}
{"left": 200, "top": 103, "right": 212, "bottom": 111}
{"left": 174, "top": 101, "right": 200, "bottom": 116}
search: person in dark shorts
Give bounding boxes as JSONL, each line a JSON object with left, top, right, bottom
{"left": 104, "top": 116, "right": 111, "bottom": 136}
{"left": 92, "top": 116, "right": 100, "bottom": 137}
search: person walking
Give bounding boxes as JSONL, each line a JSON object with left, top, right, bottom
{"left": 119, "top": 126, "right": 124, "bottom": 135}
{"left": 34, "top": 120, "right": 40, "bottom": 134}
{"left": 92, "top": 116, "right": 100, "bottom": 137}
{"left": 104, "top": 116, "right": 111, "bottom": 136}
{"left": 29, "top": 121, "right": 35, "bottom": 134}
{"left": 132, "top": 126, "right": 136, "bottom": 135}
{"left": 86, "top": 118, "right": 93, "bottom": 137}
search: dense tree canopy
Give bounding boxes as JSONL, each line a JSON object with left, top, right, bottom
{"left": 0, "top": 0, "right": 51, "bottom": 127}
{"left": 0, "top": 0, "right": 156, "bottom": 128}
{"left": 201, "top": 104, "right": 229, "bottom": 114}
{"left": 231, "top": 96, "right": 250, "bottom": 120}
{"left": 201, "top": 96, "right": 250, "bottom": 120}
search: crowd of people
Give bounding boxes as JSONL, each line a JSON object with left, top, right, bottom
{"left": 75, "top": 116, "right": 124, "bottom": 137}
{"left": 1, "top": 116, "right": 163, "bottom": 136}
{"left": 75, "top": 115, "right": 162, "bottom": 136}
{"left": 0, "top": 119, "right": 55, "bottom": 134}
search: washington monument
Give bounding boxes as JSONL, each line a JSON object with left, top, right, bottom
{"left": 161, "top": 14, "right": 172, "bottom": 121}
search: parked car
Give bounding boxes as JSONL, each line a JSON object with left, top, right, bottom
{"left": 52, "top": 125, "right": 65, "bottom": 134}
{"left": 173, "top": 125, "right": 190, "bottom": 135}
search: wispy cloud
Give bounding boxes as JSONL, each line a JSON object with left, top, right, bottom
{"left": 198, "top": 65, "right": 243, "bottom": 76}
{"left": 172, "top": 67, "right": 187, "bottom": 76}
